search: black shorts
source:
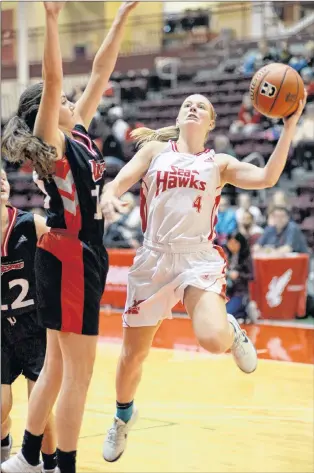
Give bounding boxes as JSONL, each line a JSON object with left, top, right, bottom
{"left": 1, "top": 311, "right": 46, "bottom": 385}
{"left": 36, "top": 231, "right": 108, "bottom": 336}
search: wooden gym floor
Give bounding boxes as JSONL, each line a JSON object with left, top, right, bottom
{"left": 9, "top": 313, "right": 314, "bottom": 473}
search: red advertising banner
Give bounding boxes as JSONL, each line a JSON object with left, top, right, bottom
{"left": 251, "top": 254, "right": 309, "bottom": 320}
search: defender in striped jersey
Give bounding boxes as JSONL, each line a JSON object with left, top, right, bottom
{"left": 100, "top": 91, "right": 306, "bottom": 462}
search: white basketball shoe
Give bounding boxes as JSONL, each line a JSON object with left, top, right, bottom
{"left": 1, "top": 451, "right": 43, "bottom": 472}
{"left": 228, "top": 313, "right": 258, "bottom": 373}
{"left": 103, "top": 406, "right": 138, "bottom": 462}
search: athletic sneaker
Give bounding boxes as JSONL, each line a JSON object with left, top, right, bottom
{"left": 1, "top": 434, "right": 12, "bottom": 463}
{"left": 228, "top": 313, "right": 258, "bottom": 373}
{"left": 1, "top": 451, "right": 43, "bottom": 472}
{"left": 103, "top": 406, "right": 138, "bottom": 462}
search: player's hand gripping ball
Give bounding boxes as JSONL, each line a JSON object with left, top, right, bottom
{"left": 250, "top": 63, "right": 305, "bottom": 118}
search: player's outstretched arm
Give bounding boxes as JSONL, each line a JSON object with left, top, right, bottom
{"left": 100, "top": 140, "right": 165, "bottom": 217}
{"left": 75, "top": 2, "right": 139, "bottom": 129}
{"left": 220, "top": 92, "right": 307, "bottom": 190}
{"left": 33, "top": 2, "right": 65, "bottom": 159}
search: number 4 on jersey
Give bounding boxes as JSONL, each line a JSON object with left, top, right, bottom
{"left": 193, "top": 196, "right": 202, "bottom": 213}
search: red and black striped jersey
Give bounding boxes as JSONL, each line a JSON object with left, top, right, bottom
{"left": 43, "top": 124, "right": 106, "bottom": 245}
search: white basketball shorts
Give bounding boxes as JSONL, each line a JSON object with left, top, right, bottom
{"left": 122, "top": 240, "right": 227, "bottom": 328}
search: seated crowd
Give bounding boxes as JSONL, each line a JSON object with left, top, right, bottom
{"left": 216, "top": 190, "right": 311, "bottom": 322}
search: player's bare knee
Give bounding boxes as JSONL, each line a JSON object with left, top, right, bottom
{"left": 63, "top": 355, "right": 95, "bottom": 388}
{"left": 41, "top": 356, "right": 63, "bottom": 384}
{"left": 120, "top": 345, "right": 150, "bottom": 368}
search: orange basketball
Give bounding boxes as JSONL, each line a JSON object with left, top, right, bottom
{"left": 250, "top": 63, "right": 304, "bottom": 118}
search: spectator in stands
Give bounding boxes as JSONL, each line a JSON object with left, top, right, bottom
{"left": 289, "top": 54, "right": 308, "bottom": 74}
{"left": 301, "top": 67, "right": 314, "bottom": 100}
{"left": 238, "top": 210, "right": 264, "bottom": 247}
{"left": 224, "top": 232, "right": 253, "bottom": 319}
{"left": 103, "top": 203, "right": 141, "bottom": 249}
{"left": 242, "top": 52, "right": 257, "bottom": 76}
{"left": 267, "top": 190, "right": 290, "bottom": 225}
{"left": 273, "top": 190, "right": 290, "bottom": 207}
{"left": 216, "top": 196, "right": 237, "bottom": 245}
{"left": 305, "top": 40, "right": 314, "bottom": 68}
{"left": 242, "top": 40, "right": 278, "bottom": 76}
{"left": 236, "top": 192, "right": 263, "bottom": 225}
{"left": 268, "top": 189, "right": 290, "bottom": 207}
{"left": 108, "top": 106, "right": 130, "bottom": 143}
{"left": 119, "top": 192, "right": 142, "bottom": 242}
{"left": 125, "top": 116, "right": 145, "bottom": 143}
{"left": 256, "top": 40, "right": 278, "bottom": 67}
{"left": 89, "top": 112, "right": 125, "bottom": 160}
{"left": 293, "top": 102, "right": 314, "bottom": 144}
{"left": 214, "top": 135, "right": 237, "bottom": 157}
{"left": 229, "top": 93, "right": 262, "bottom": 135}
{"left": 292, "top": 102, "right": 314, "bottom": 170}
{"left": 288, "top": 40, "right": 313, "bottom": 74}
{"left": 254, "top": 206, "right": 309, "bottom": 254}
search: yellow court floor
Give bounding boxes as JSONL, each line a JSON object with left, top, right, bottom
{"left": 10, "top": 342, "right": 314, "bottom": 473}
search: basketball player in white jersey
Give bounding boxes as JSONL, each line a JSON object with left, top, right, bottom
{"left": 100, "top": 92, "right": 306, "bottom": 462}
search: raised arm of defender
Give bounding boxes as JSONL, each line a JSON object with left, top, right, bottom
{"left": 75, "top": 2, "right": 139, "bottom": 129}
{"left": 33, "top": 2, "right": 66, "bottom": 159}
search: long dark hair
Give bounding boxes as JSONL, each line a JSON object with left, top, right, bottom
{"left": 1, "top": 83, "right": 57, "bottom": 179}
{"left": 225, "top": 231, "right": 251, "bottom": 261}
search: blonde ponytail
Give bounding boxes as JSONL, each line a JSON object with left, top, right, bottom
{"left": 131, "top": 126, "right": 179, "bottom": 148}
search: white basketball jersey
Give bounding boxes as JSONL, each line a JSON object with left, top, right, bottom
{"left": 140, "top": 141, "right": 222, "bottom": 246}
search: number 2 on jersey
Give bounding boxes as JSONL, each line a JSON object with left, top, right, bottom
{"left": 193, "top": 196, "right": 202, "bottom": 213}
{"left": 1, "top": 279, "right": 34, "bottom": 311}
